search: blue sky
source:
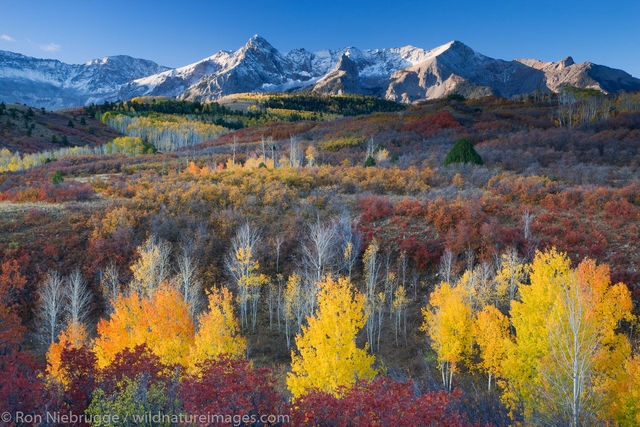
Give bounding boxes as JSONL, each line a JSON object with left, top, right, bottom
{"left": 1, "top": 0, "right": 639, "bottom": 76}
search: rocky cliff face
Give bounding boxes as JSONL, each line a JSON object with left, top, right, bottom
{"left": 515, "top": 56, "right": 640, "bottom": 93}
{"left": 384, "top": 41, "right": 548, "bottom": 102}
{"left": 2, "top": 36, "right": 639, "bottom": 109}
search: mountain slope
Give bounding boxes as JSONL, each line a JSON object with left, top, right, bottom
{"left": 0, "top": 103, "right": 121, "bottom": 153}
{"left": 117, "top": 36, "right": 640, "bottom": 103}
{"left": 0, "top": 51, "right": 169, "bottom": 109}
{"left": 515, "top": 56, "right": 640, "bottom": 93}
{"left": 385, "top": 41, "right": 548, "bottom": 102}
{"left": 120, "top": 36, "right": 448, "bottom": 102}
{"left": 1, "top": 36, "right": 639, "bottom": 108}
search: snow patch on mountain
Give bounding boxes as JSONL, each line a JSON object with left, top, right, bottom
{"left": 2, "top": 36, "right": 639, "bottom": 109}
{"left": 0, "top": 50, "right": 169, "bottom": 109}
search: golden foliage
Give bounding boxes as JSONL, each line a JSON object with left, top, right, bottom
{"left": 189, "top": 287, "right": 246, "bottom": 369}
{"left": 93, "top": 284, "right": 195, "bottom": 368}
{"left": 287, "top": 276, "right": 376, "bottom": 398}
{"left": 473, "top": 305, "right": 509, "bottom": 390}
{"left": 421, "top": 282, "right": 474, "bottom": 390}
{"left": 608, "top": 354, "right": 640, "bottom": 425}
{"left": 501, "top": 249, "right": 634, "bottom": 423}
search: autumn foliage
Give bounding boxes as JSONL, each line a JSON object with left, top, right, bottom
{"left": 403, "top": 110, "right": 462, "bottom": 137}
{"left": 93, "top": 284, "right": 195, "bottom": 368}
{"left": 46, "top": 321, "right": 88, "bottom": 385}
{"left": 0, "top": 258, "right": 27, "bottom": 351}
{"left": 422, "top": 248, "right": 636, "bottom": 425}
{"left": 180, "top": 356, "right": 282, "bottom": 424}
{"left": 189, "top": 287, "right": 246, "bottom": 367}
{"left": 287, "top": 276, "right": 377, "bottom": 398}
{"left": 2, "top": 93, "right": 640, "bottom": 425}
{"left": 290, "top": 378, "right": 468, "bottom": 426}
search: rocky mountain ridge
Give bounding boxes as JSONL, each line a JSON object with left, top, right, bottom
{"left": 2, "top": 35, "right": 639, "bottom": 108}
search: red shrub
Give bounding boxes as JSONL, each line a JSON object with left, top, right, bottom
{"left": 603, "top": 199, "right": 638, "bottom": 227}
{"left": 403, "top": 111, "right": 462, "bottom": 137}
{"left": 0, "top": 180, "right": 95, "bottom": 203}
{"left": 473, "top": 120, "right": 507, "bottom": 133}
{"left": 398, "top": 236, "right": 441, "bottom": 270}
{"left": 0, "top": 258, "right": 28, "bottom": 352}
{"left": 58, "top": 345, "right": 99, "bottom": 414}
{"left": 0, "top": 351, "right": 49, "bottom": 420}
{"left": 427, "top": 199, "right": 466, "bottom": 233}
{"left": 359, "top": 196, "right": 394, "bottom": 223}
{"left": 180, "top": 356, "right": 282, "bottom": 426}
{"left": 100, "top": 345, "right": 173, "bottom": 394}
{"left": 289, "top": 377, "right": 468, "bottom": 426}
{"left": 395, "top": 198, "right": 428, "bottom": 218}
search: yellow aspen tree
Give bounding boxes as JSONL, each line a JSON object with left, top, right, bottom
{"left": 494, "top": 248, "right": 528, "bottom": 309}
{"left": 608, "top": 354, "right": 640, "bottom": 425}
{"left": 501, "top": 248, "right": 572, "bottom": 420}
{"left": 473, "top": 305, "right": 509, "bottom": 391}
{"left": 189, "top": 287, "right": 246, "bottom": 370}
{"left": 284, "top": 273, "right": 305, "bottom": 349}
{"left": 138, "top": 284, "right": 195, "bottom": 367}
{"left": 375, "top": 291, "right": 385, "bottom": 352}
{"left": 392, "top": 285, "right": 408, "bottom": 346}
{"left": 539, "top": 259, "right": 633, "bottom": 426}
{"left": 287, "top": 276, "right": 377, "bottom": 398}
{"left": 93, "top": 291, "right": 144, "bottom": 368}
{"left": 363, "top": 239, "right": 380, "bottom": 349}
{"left": 452, "top": 173, "right": 464, "bottom": 188}
{"left": 421, "top": 282, "right": 473, "bottom": 391}
{"left": 305, "top": 145, "right": 317, "bottom": 167}
{"left": 226, "top": 223, "right": 263, "bottom": 331}
{"left": 457, "top": 262, "right": 494, "bottom": 311}
{"left": 46, "top": 321, "right": 88, "bottom": 385}
{"left": 130, "top": 236, "right": 171, "bottom": 297}
{"left": 231, "top": 246, "right": 256, "bottom": 328}
{"left": 502, "top": 249, "right": 634, "bottom": 425}
{"left": 344, "top": 242, "right": 353, "bottom": 280}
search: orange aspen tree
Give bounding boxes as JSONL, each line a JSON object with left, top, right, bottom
{"left": 93, "top": 283, "right": 195, "bottom": 368}
{"left": 46, "top": 321, "right": 88, "bottom": 385}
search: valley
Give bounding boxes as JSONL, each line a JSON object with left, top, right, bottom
{"left": 1, "top": 88, "right": 640, "bottom": 425}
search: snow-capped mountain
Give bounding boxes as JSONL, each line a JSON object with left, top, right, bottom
{"left": 120, "top": 35, "right": 445, "bottom": 102}
{"left": 384, "top": 40, "right": 551, "bottom": 102}
{"left": 0, "top": 50, "right": 168, "bottom": 109}
{"left": 123, "top": 36, "right": 640, "bottom": 103}
{"left": 2, "top": 35, "right": 639, "bottom": 109}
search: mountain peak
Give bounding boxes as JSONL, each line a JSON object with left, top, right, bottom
{"left": 335, "top": 53, "right": 359, "bottom": 73}
{"left": 558, "top": 56, "right": 575, "bottom": 67}
{"left": 424, "top": 40, "right": 475, "bottom": 59}
{"left": 245, "top": 34, "right": 272, "bottom": 49}
{"left": 85, "top": 56, "right": 110, "bottom": 66}
{"left": 3, "top": 36, "right": 640, "bottom": 109}
{"left": 443, "top": 40, "right": 471, "bottom": 50}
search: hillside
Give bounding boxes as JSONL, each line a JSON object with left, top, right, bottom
{"left": 0, "top": 102, "right": 121, "bottom": 153}
{"left": 2, "top": 90, "right": 640, "bottom": 425}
